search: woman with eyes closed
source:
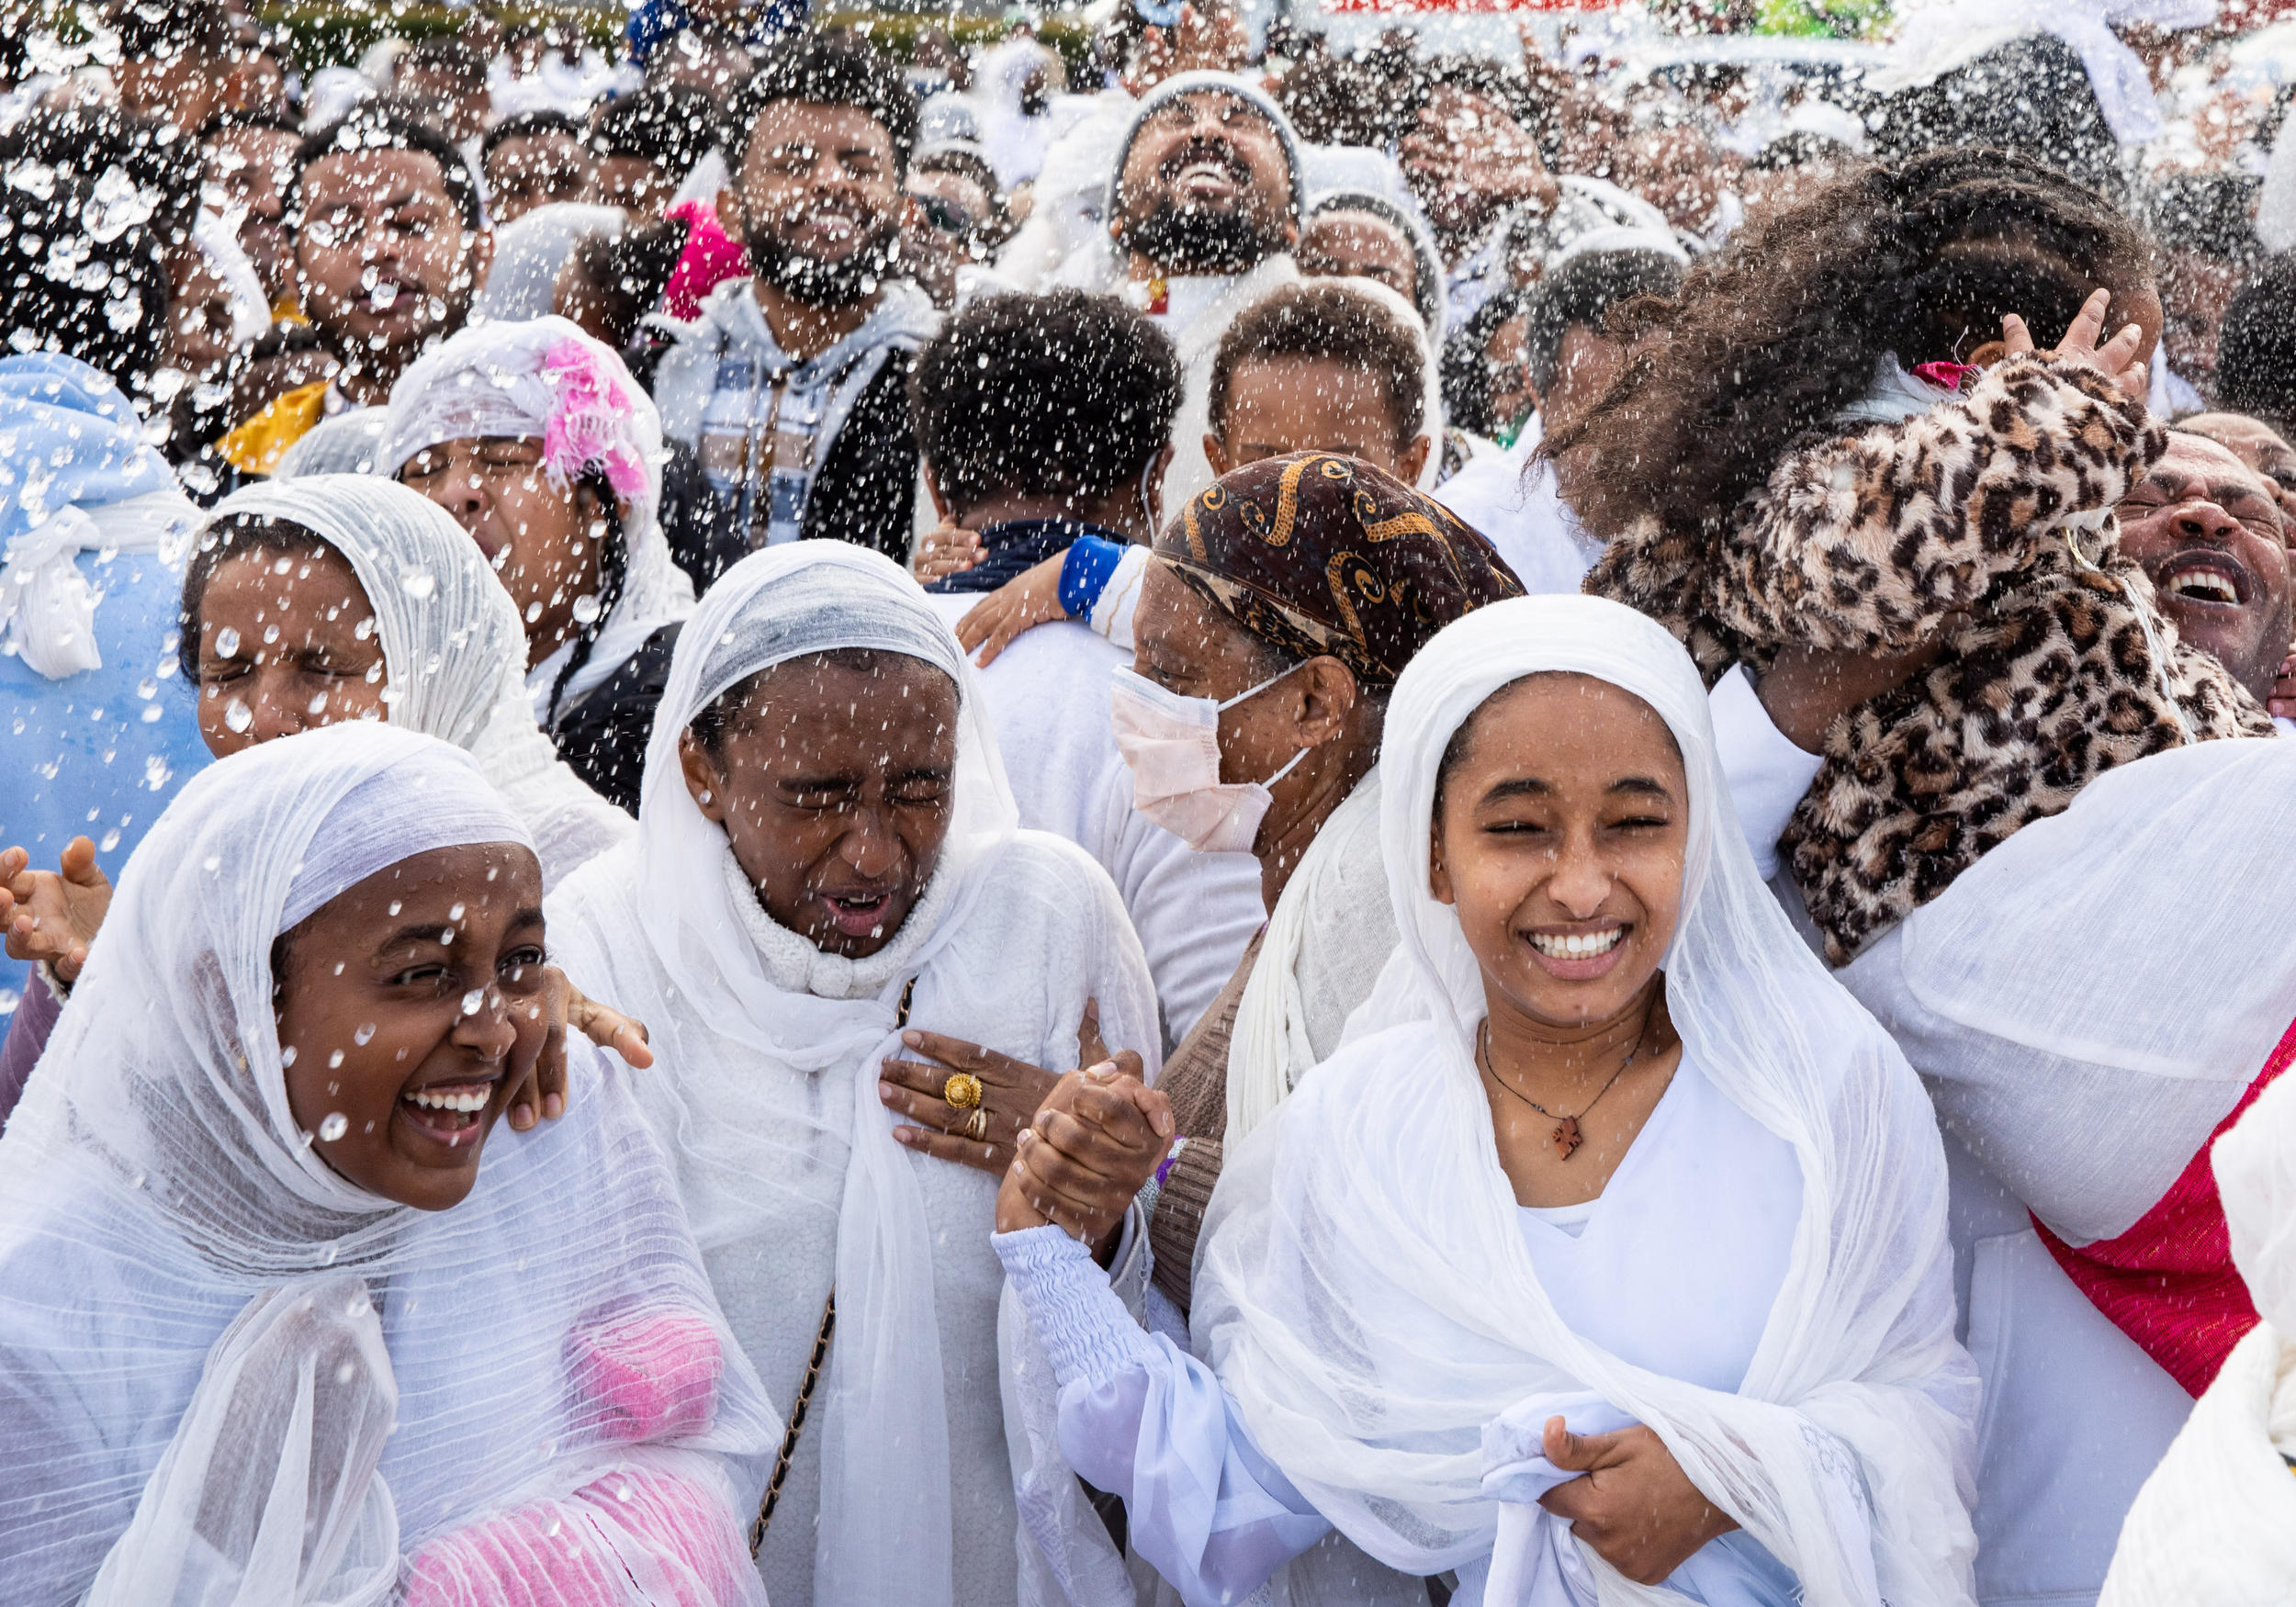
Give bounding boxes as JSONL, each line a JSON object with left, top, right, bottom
{"left": 994, "top": 594, "right": 1978, "bottom": 1607}
{"left": 0, "top": 724, "right": 777, "bottom": 1607}
{"left": 540, "top": 540, "right": 1161, "bottom": 1607}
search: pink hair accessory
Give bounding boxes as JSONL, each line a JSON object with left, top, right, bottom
{"left": 540, "top": 337, "right": 650, "bottom": 503}
{"left": 1910, "top": 359, "right": 1977, "bottom": 393}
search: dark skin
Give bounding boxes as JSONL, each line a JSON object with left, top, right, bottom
{"left": 483, "top": 131, "right": 598, "bottom": 228}
{"left": 275, "top": 842, "right": 548, "bottom": 1210}
{"left": 1112, "top": 91, "right": 1299, "bottom": 279}
{"left": 1006, "top": 674, "right": 1734, "bottom": 1584}
{"left": 2112, "top": 432, "right": 2290, "bottom": 703}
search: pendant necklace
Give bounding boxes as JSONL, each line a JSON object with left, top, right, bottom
{"left": 1478, "top": 995, "right": 1655, "bottom": 1162}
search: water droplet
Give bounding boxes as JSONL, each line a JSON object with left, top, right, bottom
{"left": 354, "top": 1023, "right": 376, "bottom": 1045}
{"left": 99, "top": 828, "right": 119, "bottom": 850}
{"left": 461, "top": 989, "right": 486, "bottom": 1016}
{"left": 570, "top": 593, "right": 602, "bottom": 624}
{"left": 318, "top": 1112, "right": 348, "bottom": 1141}
{"left": 261, "top": 623, "right": 279, "bottom": 645}
{"left": 202, "top": 853, "right": 220, "bottom": 872}
{"left": 280, "top": 1045, "right": 297, "bottom": 1067}
{"left": 214, "top": 625, "right": 239, "bottom": 657}
{"left": 319, "top": 1241, "right": 339, "bottom": 1265}
{"left": 222, "top": 697, "right": 253, "bottom": 733}
{"left": 447, "top": 903, "right": 465, "bottom": 921}
{"left": 334, "top": 1359, "right": 357, "bottom": 1384}
{"left": 307, "top": 692, "right": 329, "bottom": 716}
{"left": 400, "top": 569, "right": 435, "bottom": 600}
{"left": 387, "top": 902, "right": 401, "bottom": 916}
{"left": 327, "top": 1050, "right": 343, "bottom": 1068}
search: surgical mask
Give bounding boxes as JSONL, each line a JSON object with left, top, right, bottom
{"left": 1110, "top": 663, "right": 1309, "bottom": 854}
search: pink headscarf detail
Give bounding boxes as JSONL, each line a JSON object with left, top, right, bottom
{"left": 540, "top": 337, "right": 651, "bottom": 502}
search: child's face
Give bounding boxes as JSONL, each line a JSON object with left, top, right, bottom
{"left": 1209, "top": 353, "right": 1425, "bottom": 482}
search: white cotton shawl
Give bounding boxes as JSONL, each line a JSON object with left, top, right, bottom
{"left": 2099, "top": 1072, "right": 2296, "bottom": 1601}
{"left": 0, "top": 724, "right": 777, "bottom": 1607}
{"left": 1194, "top": 594, "right": 1978, "bottom": 1604}
{"left": 542, "top": 541, "right": 1161, "bottom": 1607}
{"left": 376, "top": 317, "right": 695, "bottom": 714}
{"left": 209, "top": 476, "right": 632, "bottom": 889}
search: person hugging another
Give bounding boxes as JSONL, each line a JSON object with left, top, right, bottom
{"left": 652, "top": 34, "right": 939, "bottom": 565}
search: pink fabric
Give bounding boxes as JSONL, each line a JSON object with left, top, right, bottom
{"left": 0, "top": 972, "right": 61, "bottom": 1125}
{"left": 660, "top": 200, "right": 749, "bottom": 322}
{"left": 402, "top": 1467, "right": 752, "bottom": 1607}
{"left": 541, "top": 340, "right": 651, "bottom": 501}
{"left": 2034, "top": 1016, "right": 2296, "bottom": 1396}
{"left": 566, "top": 1307, "right": 724, "bottom": 1442}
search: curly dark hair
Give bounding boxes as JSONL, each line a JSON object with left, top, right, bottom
{"left": 1547, "top": 146, "right": 2154, "bottom": 552}
{"left": 910, "top": 289, "right": 1181, "bottom": 513}
{"left": 725, "top": 32, "right": 918, "bottom": 179}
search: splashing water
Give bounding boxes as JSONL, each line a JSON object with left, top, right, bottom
{"left": 318, "top": 1112, "right": 348, "bottom": 1141}
{"left": 401, "top": 569, "right": 436, "bottom": 600}
{"left": 222, "top": 698, "right": 253, "bottom": 734}
{"left": 354, "top": 1023, "right": 377, "bottom": 1046}
{"left": 461, "top": 988, "right": 487, "bottom": 1016}
{"left": 214, "top": 625, "right": 241, "bottom": 657}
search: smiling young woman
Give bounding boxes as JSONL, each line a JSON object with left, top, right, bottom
{"left": 0, "top": 725, "right": 774, "bottom": 1607}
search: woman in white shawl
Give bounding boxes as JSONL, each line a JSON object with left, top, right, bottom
{"left": 0, "top": 722, "right": 777, "bottom": 1606}
{"left": 542, "top": 540, "right": 1162, "bottom": 1607}
{"left": 380, "top": 315, "right": 696, "bottom": 812}
{"left": 996, "top": 593, "right": 1978, "bottom": 1604}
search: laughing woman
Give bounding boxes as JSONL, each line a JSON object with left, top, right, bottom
{"left": 996, "top": 595, "right": 1978, "bottom": 1605}
{"left": 0, "top": 725, "right": 776, "bottom": 1606}
{"left": 542, "top": 541, "right": 1161, "bottom": 1607}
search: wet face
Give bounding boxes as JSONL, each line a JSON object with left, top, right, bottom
{"left": 294, "top": 148, "right": 490, "bottom": 381}
{"left": 2114, "top": 432, "right": 2292, "bottom": 702}
{"left": 116, "top": 46, "right": 230, "bottom": 133}
{"left": 394, "top": 67, "right": 490, "bottom": 143}
{"left": 1299, "top": 210, "right": 1421, "bottom": 312}
{"left": 1210, "top": 354, "right": 1424, "bottom": 482}
{"left": 902, "top": 167, "right": 996, "bottom": 307}
{"left": 196, "top": 543, "right": 387, "bottom": 757}
{"left": 400, "top": 436, "right": 610, "bottom": 668}
{"left": 1482, "top": 312, "right": 1536, "bottom": 440}
{"left": 680, "top": 653, "right": 960, "bottom": 959}
{"left": 1430, "top": 674, "right": 1688, "bottom": 1031}
{"left": 2179, "top": 412, "right": 2296, "bottom": 520}
{"left": 731, "top": 101, "right": 905, "bottom": 309}
{"left": 163, "top": 247, "right": 242, "bottom": 377}
{"left": 588, "top": 153, "right": 676, "bottom": 221}
{"left": 205, "top": 125, "right": 299, "bottom": 302}
{"left": 2158, "top": 247, "right": 2246, "bottom": 397}
{"left": 276, "top": 842, "right": 547, "bottom": 1211}
{"left": 483, "top": 131, "right": 596, "bottom": 227}
{"left": 1115, "top": 91, "right": 1297, "bottom": 275}
{"left": 1541, "top": 322, "right": 1625, "bottom": 437}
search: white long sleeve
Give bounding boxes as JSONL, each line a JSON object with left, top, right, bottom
{"left": 1709, "top": 666, "right": 1825, "bottom": 882}
{"left": 994, "top": 1226, "right": 1331, "bottom": 1606}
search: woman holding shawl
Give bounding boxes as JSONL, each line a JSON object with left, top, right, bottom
{"left": 542, "top": 541, "right": 1161, "bottom": 1607}
{"left": 996, "top": 594, "right": 1977, "bottom": 1604}
{"left": 0, "top": 723, "right": 776, "bottom": 1606}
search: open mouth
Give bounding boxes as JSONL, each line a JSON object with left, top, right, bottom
{"left": 1523, "top": 922, "right": 1631, "bottom": 979}
{"left": 2156, "top": 551, "right": 2252, "bottom": 609}
{"left": 818, "top": 887, "right": 899, "bottom": 940}
{"left": 398, "top": 1076, "right": 500, "bottom": 1148}
{"left": 1164, "top": 145, "right": 1248, "bottom": 199}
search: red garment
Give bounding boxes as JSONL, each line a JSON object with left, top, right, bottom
{"left": 2034, "top": 1017, "right": 2296, "bottom": 1396}
{"left": 660, "top": 198, "right": 749, "bottom": 321}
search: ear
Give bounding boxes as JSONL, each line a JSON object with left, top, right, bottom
{"left": 1204, "top": 432, "right": 1233, "bottom": 478}
{"left": 1400, "top": 433, "right": 1433, "bottom": 485}
{"left": 1428, "top": 818, "right": 1457, "bottom": 907}
{"left": 678, "top": 730, "right": 729, "bottom": 825}
{"left": 923, "top": 466, "right": 950, "bottom": 522}
{"left": 1144, "top": 442, "right": 1176, "bottom": 530}
{"left": 1289, "top": 655, "right": 1360, "bottom": 748}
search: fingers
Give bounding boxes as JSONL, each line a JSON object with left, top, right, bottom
{"left": 878, "top": 1055, "right": 963, "bottom": 1101}
{"left": 2096, "top": 316, "right": 2146, "bottom": 379}
{"left": 568, "top": 987, "right": 653, "bottom": 1071}
{"left": 59, "top": 837, "right": 101, "bottom": 885}
{"left": 1076, "top": 996, "right": 1109, "bottom": 1068}
{"left": 1999, "top": 312, "right": 2036, "bottom": 359}
{"left": 1541, "top": 1416, "right": 1627, "bottom": 1472}
{"left": 891, "top": 1122, "right": 1005, "bottom": 1175}
{"left": 879, "top": 1073, "right": 964, "bottom": 1130}
{"left": 503, "top": 1062, "right": 544, "bottom": 1132}
{"left": 2060, "top": 287, "right": 2111, "bottom": 354}
{"left": 955, "top": 597, "right": 1000, "bottom": 655}
{"left": 898, "top": 1028, "right": 1012, "bottom": 1077}
{"left": 53, "top": 940, "right": 87, "bottom": 986}
{"left": 0, "top": 846, "right": 28, "bottom": 887}
{"left": 972, "top": 610, "right": 1030, "bottom": 668}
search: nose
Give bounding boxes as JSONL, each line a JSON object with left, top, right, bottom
{"left": 246, "top": 666, "right": 312, "bottom": 743}
{"left": 422, "top": 469, "right": 490, "bottom": 534}
{"left": 835, "top": 806, "right": 904, "bottom": 882}
{"left": 450, "top": 982, "right": 517, "bottom": 1064}
{"left": 2170, "top": 499, "right": 2241, "bottom": 545}
{"left": 1546, "top": 826, "right": 1614, "bottom": 920}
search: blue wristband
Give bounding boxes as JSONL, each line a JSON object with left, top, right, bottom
{"left": 1058, "top": 534, "right": 1127, "bottom": 621}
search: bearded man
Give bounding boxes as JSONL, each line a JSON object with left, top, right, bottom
{"left": 653, "top": 35, "right": 939, "bottom": 565}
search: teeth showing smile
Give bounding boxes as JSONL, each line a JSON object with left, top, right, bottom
{"left": 2165, "top": 569, "right": 2239, "bottom": 603}
{"left": 405, "top": 1087, "right": 490, "bottom": 1114}
{"left": 1530, "top": 928, "right": 1624, "bottom": 960}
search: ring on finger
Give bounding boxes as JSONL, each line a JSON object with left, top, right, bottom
{"left": 962, "top": 1107, "right": 989, "bottom": 1141}
{"left": 943, "top": 1072, "right": 985, "bottom": 1110}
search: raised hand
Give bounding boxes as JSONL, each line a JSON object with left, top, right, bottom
{"left": 2001, "top": 287, "right": 2148, "bottom": 396}
{"left": 0, "top": 837, "right": 114, "bottom": 987}
{"left": 912, "top": 517, "right": 985, "bottom": 585}
{"left": 502, "top": 968, "right": 652, "bottom": 1132}
{"left": 1536, "top": 1417, "right": 1737, "bottom": 1585}
{"left": 954, "top": 551, "right": 1068, "bottom": 667}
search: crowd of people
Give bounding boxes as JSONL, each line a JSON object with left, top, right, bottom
{"left": 6, "top": 0, "right": 2296, "bottom": 1601}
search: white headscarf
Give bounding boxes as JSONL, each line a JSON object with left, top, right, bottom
{"left": 376, "top": 316, "right": 694, "bottom": 713}
{"left": 545, "top": 541, "right": 1022, "bottom": 1606}
{"left": 206, "top": 476, "right": 632, "bottom": 888}
{"left": 1196, "top": 594, "right": 1977, "bottom": 1602}
{"left": 0, "top": 724, "right": 777, "bottom": 1606}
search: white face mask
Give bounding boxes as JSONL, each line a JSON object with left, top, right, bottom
{"left": 1110, "top": 663, "right": 1309, "bottom": 855}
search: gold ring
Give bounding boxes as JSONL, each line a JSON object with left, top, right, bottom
{"left": 943, "top": 1073, "right": 985, "bottom": 1111}
{"left": 962, "top": 1108, "right": 989, "bottom": 1141}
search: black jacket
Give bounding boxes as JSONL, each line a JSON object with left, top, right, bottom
{"left": 546, "top": 622, "right": 682, "bottom": 815}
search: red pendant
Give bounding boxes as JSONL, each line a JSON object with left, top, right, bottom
{"left": 1552, "top": 1118, "right": 1582, "bottom": 1161}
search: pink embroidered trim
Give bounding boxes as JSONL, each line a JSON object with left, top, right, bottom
{"left": 1909, "top": 359, "right": 1977, "bottom": 393}
{"left": 539, "top": 337, "right": 649, "bottom": 502}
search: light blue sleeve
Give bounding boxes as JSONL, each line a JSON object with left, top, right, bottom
{"left": 994, "top": 1226, "right": 1333, "bottom": 1607}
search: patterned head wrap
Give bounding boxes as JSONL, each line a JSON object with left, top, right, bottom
{"left": 1155, "top": 452, "right": 1524, "bottom": 688}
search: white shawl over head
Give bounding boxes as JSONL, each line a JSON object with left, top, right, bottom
{"left": 208, "top": 475, "right": 632, "bottom": 888}
{"left": 546, "top": 541, "right": 1024, "bottom": 1607}
{"left": 1196, "top": 594, "right": 1977, "bottom": 1602}
{"left": 376, "top": 316, "right": 695, "bottom": 711}
{"left": 0, "top": 724, "right": 776, "bottom": 1607}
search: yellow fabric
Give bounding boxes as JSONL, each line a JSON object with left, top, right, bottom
{"left": 268, "top": 295, "right": 307, "bottom": 326}
{"left": 217, "top": 381, "right": 329, "bottom": 477}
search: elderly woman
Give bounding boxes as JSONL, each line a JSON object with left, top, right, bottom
{"left": 0, "top": 724, "right": 776, "bottom": 1606}
{"left": 541, "top": 541, "right": 1162, "bottom": 1607}
{"left": 996, "top": 594, "right": 1979, "bottom": 1605}
{"left": 381, "top": 316, "right": 695, "bottom": 812}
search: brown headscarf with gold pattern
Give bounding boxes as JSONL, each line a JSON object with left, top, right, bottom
{"left": 1155, "top": 452, "right": 1523, "bottom": 688}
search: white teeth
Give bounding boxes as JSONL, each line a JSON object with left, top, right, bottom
{"left": 405, "top": 1087, "right": 490, "bottom": 1114}
{"left": 2167, "top": 570, "right": 2238, "bottom": 603}
{"left": 1531, "top": 928, "right": 1625, "bottom": 960}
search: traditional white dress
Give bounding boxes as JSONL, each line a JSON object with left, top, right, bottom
{"left": 999, "top": 594, "right": 1979, "bottom": 1606}
{"left": 0, "top": 725, "right": 776, "bottom": 1607}
{"left": 545, "top": 543, "right": 1164, "bottom": 1607}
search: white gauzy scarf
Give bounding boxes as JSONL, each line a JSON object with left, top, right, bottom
{"left": 208, "top": 476, "right": 632, "bottom": 889}
{"left": 2099, "top": 1068, "right": 2296, "bottom": 1601}
{"left": 1196, "top": 594, "right": 1979, "bottom": 1604}
{"left": 0, "top": 725, "right": 776, "bottom": 1606}
{"left": 545, "top": 542, "right": 1024, "bottom": 1607}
